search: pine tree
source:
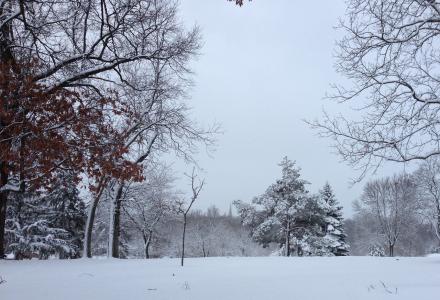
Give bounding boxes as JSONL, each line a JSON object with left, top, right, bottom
{"left": 319, "top": 183, "right": 349, "bottom": 256}
{"left": 43, "top": 171, "right": 86, "bottom": 258}
{"left": 5, "top": 171, "right": 86, "bottom": 259}
{"left": 236, "top": 157, "right": 325, "bottom": 256}
{"left": 6, "top": 193, "right": 73, "bottom": 259}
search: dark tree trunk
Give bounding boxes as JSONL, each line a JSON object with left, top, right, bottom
{"left": 0, "top": 13, "right": 15, "bottom": 64}
{"left": 84, "top": 196, "right": 99, "bottom": 258}
{"left": 144, "top": 233, "right": 152, "bottom": 259}
{"left": 389, "top": 243, "right": 394, "bottom": 257}
{"left": 0, "top": 192, "right": 7, "bottom": 259}
{"left": 0, "top": 13, "right": 17, "bottom": 259}
{"left": 145, "top": 242, "right": 150, "bottom": 259}
{"left": 83, "top": 179, "right": 107, "bottom": 258}
{"left": 111, "top": 183, "right": 125, "bottom": 258}
{"left": 201, "top": 240, "right": 206, "bottom": 258}
{"left": 181, "top": 215, "right": 187, "bottom": 266}
{"left": 297, "top": 245, "right": 303, "bottom": 257}
{"left": 0, "top": 163, "right": 9, "bottom": 259}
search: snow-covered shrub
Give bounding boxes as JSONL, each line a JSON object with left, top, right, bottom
{"left": 7, "top": 219, "right": 72, "bottom": 259}
{"left": 368, "top": 244, "right": 385, "bottom": 257}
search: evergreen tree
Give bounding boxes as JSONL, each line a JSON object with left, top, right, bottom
{"left": 319, "top": 183, "right": 349, "bottom": 256}
{"left": 5, "top": 171, "right": 86, "bottom": 259}
{"left": 6, "top": 193, "right": 72, "bottom": 259}
{"left": 236, "top": 157, "right": 325, "bottom": 256}
{"left": 43, "top": 171, "right": 86, "bottom": 258}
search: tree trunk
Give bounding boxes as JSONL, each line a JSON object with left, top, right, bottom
{"left": 181, "top": 215, "right": 187, "bottom": 267}
{"left": 144, "top": 233, "right": 152, "bottom": 259}
{"left": 202, "top": 240, "right": 206, "bottom": 258}
{"left": 297, "top": 245, "right": 303, "bottom": 257}
{"left": 83, "top": 196, "right": 99, "bottom": 258}
{"left": 0, "top": 8, "right": 17, "bottom": 260}
{"left": 83, "top": 179, "right": 107, "bottom": 258}
{"left": 389, "top": 243, "right": 394, "bottom": 257}
{"left": 0, "top": 192, "right": 7, "bottom": 259}
{"left": 285, "top": 221, "right": 291, "bottom": 257}
{"left": 109, "top": 183, "right": 124, "bottom": 258}
{"left": 0, "top": 163, "right": 9, "bottom": 259}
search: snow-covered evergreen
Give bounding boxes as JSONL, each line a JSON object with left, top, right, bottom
{"left": 43, "top": 172, "right": 86, "bottom": 257}
{"left": 5, "top": 172, "right": 85, "bottom": 259}
{"left": 235, "top": 157, "right": 331, "bottom": 256}
{"left": 318, "top": 183, "right": 349, "bottom": 256}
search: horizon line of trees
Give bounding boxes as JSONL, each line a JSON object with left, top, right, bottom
{"left": 4, "top": 161, "right": 269, "bottom": 260}
{"left": 7, "top": 154, "right": 440, "bottom": 260}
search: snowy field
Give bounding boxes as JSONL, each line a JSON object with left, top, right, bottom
{"left": 1, "top": 256, "right": 440, "bottom": 300}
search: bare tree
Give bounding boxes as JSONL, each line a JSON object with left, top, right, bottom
{"left": 121, "top": 164, "right": 177, "bottom": 259}
{"left": 311, "top": 0, "right": 440, "bottom": 179}
{"left": 360, "top": 174, "right": 418, "bottom": 256}
{"left": 414, "top": 157, "right": 440, "bottom": 246}
{"left": 177, "top": 168, "right": 204, "bottom": 267}
{"left": 106, "top": 56, "right": 218, "bottom": 258}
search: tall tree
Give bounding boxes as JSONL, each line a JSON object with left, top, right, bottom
{"left": 0, "top": 63, "right": 134, "bottom": 258}
{"left": 0, "top": 0, "right": 205, "bottom": 258}
{"left": 106, "top": 49, "right": 217, "bottom": 258}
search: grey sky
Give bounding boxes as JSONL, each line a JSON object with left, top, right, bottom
{"left": 173, "top": 0, "right": 406, "bottom": 217}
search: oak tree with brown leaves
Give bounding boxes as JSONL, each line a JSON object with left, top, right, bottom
{"left": 0, "top": 59, "right": 141, "bottom": 258}
{"left": 0, "top": 0, "right": 205, "bottom": 258}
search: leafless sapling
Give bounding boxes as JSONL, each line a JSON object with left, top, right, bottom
{"left": 177, "top": 168, "right": 204, "bottom": 266}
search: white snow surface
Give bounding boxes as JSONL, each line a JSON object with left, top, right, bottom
{"left": 1, "top": 256, "right": 440, "bottom": 300}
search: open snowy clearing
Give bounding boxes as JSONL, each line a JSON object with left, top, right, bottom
{"left": 1, "top": 256, "right": 440, "bottom": 300}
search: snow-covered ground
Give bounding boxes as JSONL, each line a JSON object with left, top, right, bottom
{"left": 1, "top": 256, "right": 440, "bottom": 300}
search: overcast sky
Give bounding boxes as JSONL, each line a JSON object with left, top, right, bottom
{"left": 171, "top": 0, "right": 406, "bottom": 217}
